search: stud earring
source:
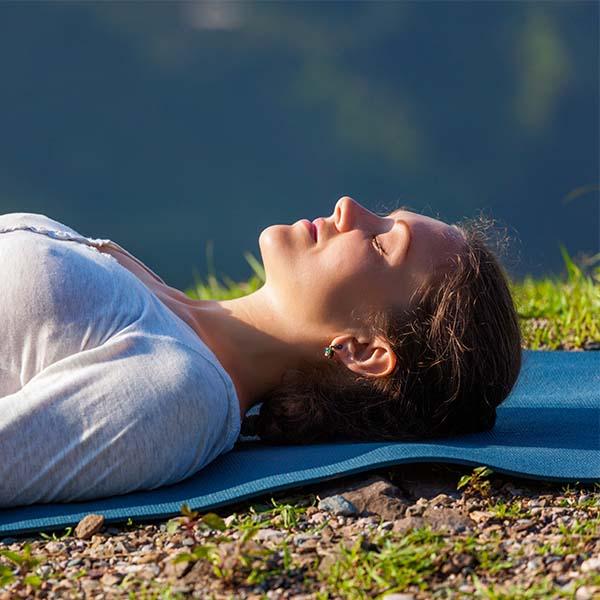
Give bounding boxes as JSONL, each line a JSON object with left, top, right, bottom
{"left": 324, "top": 343, "right": 343, "bottom": 359}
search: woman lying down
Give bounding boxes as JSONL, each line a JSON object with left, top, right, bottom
{"left": 0, "top": 196, "right": 522, "bottom": 507}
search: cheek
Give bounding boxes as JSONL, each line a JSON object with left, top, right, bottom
{"left": 315, "top": 248, "right": 378, "bottom": 304}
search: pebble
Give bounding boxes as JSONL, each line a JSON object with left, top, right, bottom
{"left": 74, "top": 514, "right": 105, "bottom": 540}
{"left": 181, "top": 537, "right": 195, "bottom": 546}
{"left": 405, "top": 504, "right": 426, "bottom": 517}
{"left": 37, "top": 565, "right": 53, "bottom": 577}
{"left": 44, "top": 541, "right": 66, "bottom": 554}
{"left": 513, "top": 518, "right": 535, "bottom": 532}
{"left": 100, "top": 572, "right": 121, "bottom": 586}
{"left": 81, "top": 579, "right": 100, "bottom": 592}
{"left": 318, "top": 494, "right": 359, "bottom": 517}
{"left": 0, "top": 472, "right": 595, "bottom": 598}
{"left": 526, "top": 558, "right": 543, "bottom": 571}
{"left": 254, "top": 528, "right": 286, "bottom": 543}
{"left": 66, "top": 558, "right": 82, "bottom": 568}
{"left": 429, "top": 493, "right": 453, "bottom": 507}
{"left": 580, "top": 557, "right": 600, "bottom": 573}
{"left": 575, "top": 586, "right": 594, "bottom": 600}
{"left": 293, "top": 533, "right": 319, "bottom": 544}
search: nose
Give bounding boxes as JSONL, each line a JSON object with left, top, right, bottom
{"left": 334, "top": 196, "right": 355, "bottom": 231}
{"left": 334, "top": 196, "right": 376, "bottom": 232}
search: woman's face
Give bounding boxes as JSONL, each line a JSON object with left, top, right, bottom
{"left": 258, "top": 196, "right": 464, "bottom": 332}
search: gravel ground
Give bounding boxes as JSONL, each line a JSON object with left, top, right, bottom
{"left": 0, "top": 461, "right": 598, "bottom": 599}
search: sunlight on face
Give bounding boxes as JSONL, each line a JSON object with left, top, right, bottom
{"left": 258, "top": 196, "right": 465, "bottom": 328}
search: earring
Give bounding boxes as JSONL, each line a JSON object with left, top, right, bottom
{"left": 324, "top": 343, "right": 343, "bottom": 359}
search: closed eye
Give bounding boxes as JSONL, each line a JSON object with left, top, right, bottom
{"left": 373, "top": 235, "right": 386, "bottom": 255}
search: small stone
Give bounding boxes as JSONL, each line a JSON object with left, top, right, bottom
{"left": 468, "top": 510, "right": 495, "bottom": 524}
{"left": 513, "top": 519, "right": 535, "bottom": 532}
{"left": 422, "top": 507, "right": 475, "bottom": 534}
{"left": 429, "top": 493, "right": 453, "bottom": 507}
{"left": 133, "top": 566, "right": 158, "bottom": 580}
{"left": 81, "top": 579, "right": 100, "bottom": 591}
{"left": 44, "top": 541, "right": 66, "bottom": 554}
{"left": 575, "top": 586, "right": 594, "bottom": 600}
{"left": 318, "top": 475, "right": 409, "bottom": 520}
{"left": 382, "top": 594, "right": 416, "bottom": 600}
{"left": 133, "top": 551, "right": 162, "bottom": 564}
{"left": 297, "top": 539, "right": 318, "bottom": 554}
{"left": 255, "top": 528, "right": 286, "bottom": 543}
{"left": 308, "top": 511, "right": 327, "bottom": 525}
{"left": 392, "top": 516, "right": 426, "bottom": 534}
{"left": 100, "top": 572, "right": 121, "bottom": 586}
{"left": 318, "top": 495, "right": 358, "bottom": 517}
{"left": 580, "top": 557, "right": 600, "bottom": 573}
{"left": 181, "top": 537, "right": 195, "bottom": 546}
{"left": 527, "top": 558, "right": 543, "bottom": 571}
{"left": 87, "top": 568, "right": 105, "bottom": 579}
{"left": 405, "top": 504, "right": 426, "bottom": 517}
{"left": 164, "top": 556, "right": 193, "bottom": 579}
{"left": 75, "top": 514, "right": 105, "bottom": 540}
{"left": 565, "top": 554, "right": 577, "bottom": 563}
{"left": 66, "top": 558, "right": 82, "bottom": 568}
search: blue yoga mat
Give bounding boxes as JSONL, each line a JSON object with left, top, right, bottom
{"left": 1, "top": 349, "right": 598, "bottom": 536}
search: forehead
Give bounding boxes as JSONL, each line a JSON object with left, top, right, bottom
{"left": 390, "top": 208, "right": 465, "bottom": 276}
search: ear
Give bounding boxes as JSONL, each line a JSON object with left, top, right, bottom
{"left": 329, "top": 334, "right": 397, "bottom": 378}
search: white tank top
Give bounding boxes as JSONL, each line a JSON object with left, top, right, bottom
{"left": 0, "top": 212, "right": 241, "bottom": 507}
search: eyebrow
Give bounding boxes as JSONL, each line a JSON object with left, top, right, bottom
{"left": 385, "top": 207, "right": 412, "bottom": 259}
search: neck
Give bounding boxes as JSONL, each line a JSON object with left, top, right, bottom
{"left": 176, "top": 285, "right": 316, "bottom": 420}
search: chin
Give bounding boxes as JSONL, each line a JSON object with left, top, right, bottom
{"left": 258, "top": 224, "right": 281, "bottom": 253}
{"left": 258, "top": 225, "right": 288, "bottom": 281}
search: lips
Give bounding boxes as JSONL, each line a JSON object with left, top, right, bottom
{"left": 311, "top": 219, "right": 319, "bottom": 242}
{"left": 300, "top": 219, "right": 317, "bottom": 242}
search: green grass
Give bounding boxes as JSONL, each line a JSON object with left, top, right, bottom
{"left": 511, "top": 245, "right": 599, "bottom": 349}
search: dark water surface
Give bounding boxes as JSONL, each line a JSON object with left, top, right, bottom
{"left": 0, "top": 1, "right": 597, "bottom": 289}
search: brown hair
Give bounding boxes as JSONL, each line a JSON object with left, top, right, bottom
{"left": 240, "top": 211, "right": 523, "bottom": 445}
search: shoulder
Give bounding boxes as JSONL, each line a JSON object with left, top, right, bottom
{"left": 0, "top": 212, "right": 85, "bottom": 237}
{"left": 109, "top": 333, "right": 241, "bottom": 465}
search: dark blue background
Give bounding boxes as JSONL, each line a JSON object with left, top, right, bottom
{"left": 0, "top": 1, "right": 597, "bottom": 289}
